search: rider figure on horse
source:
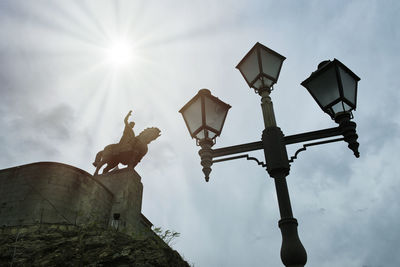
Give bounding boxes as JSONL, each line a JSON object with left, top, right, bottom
{"left": 119, "top": 110, "right": 136, "bottom": 150}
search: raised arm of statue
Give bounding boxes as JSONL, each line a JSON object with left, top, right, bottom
{"left": 124, "top": 110, "right": 133, "bottom": 126}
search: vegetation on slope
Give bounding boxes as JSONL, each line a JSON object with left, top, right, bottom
{"left": 0, "top": 224, "right": 190, "bottom": 267}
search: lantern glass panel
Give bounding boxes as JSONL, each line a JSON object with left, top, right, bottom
{"left": 207, "top": 130, "right": 216, "bottom": 139}
{"left": 339, "top": 66, "right": 357, "bottom": 106}
{"left": 182, "top": 97, "right": 202, "bottom": 136}
{"left": 196, "top": 130, "right": 205, "bottom": 140}
{"left": 263, "top": 77, "right": 274, "bottom": 88}
{"left": 331, "top": 101, "right": 352, "bottom": 115}
{"left": 260, "top": 49, "right": 283, "bottom": 81}
{"left": 306, "top": 66, "right": 340, "bottom": 108}
{"left": 204, "top": 96, "right": 228, "bottom": 133}
{"left": 253, "top": 77, "right": 274, "bottom": 90}
{"left": 237, "top": 49, "right": 259, "bottom": 85}
{"left": 195, "top": 129, "right": 216, "bottom": 140}
{"left": 253, "top": 79, "right": 263, "bottom": 90}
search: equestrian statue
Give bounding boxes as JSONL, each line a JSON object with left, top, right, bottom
{"left": 93, "top": 110, "right": 161, "bottom": 175}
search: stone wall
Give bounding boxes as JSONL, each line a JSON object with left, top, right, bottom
{"left": 0, "top": 162, "right": 152, "bottom": 236}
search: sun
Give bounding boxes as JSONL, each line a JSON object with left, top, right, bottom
{"left": 105, "top": 40, "right": 133, "bottom": 68}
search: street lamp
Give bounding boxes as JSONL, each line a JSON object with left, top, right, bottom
{"left": 179, "top": 43, "right": 360, "bottom": 267}
{"left": 179, "top": 89, "right": 231, "bottom": 181}
{"left": 179, "top": 88, "right": 231, "bottom": 143}
{"left": 301, "top": 59, "right": 360, "bottom": 119}
{"left": 301, "top": 59, "right": 361, "bottom": 158}
{"left": 236, "top": 42, "right": 286, "bottom": 93}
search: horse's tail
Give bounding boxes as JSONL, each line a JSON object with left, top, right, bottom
{"left": 92, "top": 150, "right": 103, "bottom": 167}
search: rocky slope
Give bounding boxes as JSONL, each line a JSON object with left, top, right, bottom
{"left": 0, "top": 224, "right": 190, "bottom": 266}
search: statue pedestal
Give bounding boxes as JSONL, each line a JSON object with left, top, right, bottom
{"left": 94, "top": 168, "right": 152, "bottom": 235}
{"left": 0, "top": 162, "right": 153, "bottom": 237}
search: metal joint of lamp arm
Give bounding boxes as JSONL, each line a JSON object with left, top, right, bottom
{"left": 198, "top": 139, "right": 266, "bottom": 181}
{"left": 335, "top": 112, "right": 360, "bottom": 158}
{"left": 262, "top": 126, "right": 290, "bottom": 178}
{"left": 284, "top": 112, "right": 360, "bottom": 161}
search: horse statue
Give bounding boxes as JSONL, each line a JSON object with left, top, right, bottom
{"left": 93, "top": 127, "right": 161, "bottom": 176}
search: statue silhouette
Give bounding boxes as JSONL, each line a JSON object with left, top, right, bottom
{"left": 93, "top": 111, "right": 160, "bottom": 175}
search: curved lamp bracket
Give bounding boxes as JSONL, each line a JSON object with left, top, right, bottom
{"left": 288, "top": 138, "right": 344, "bottom": 163}
{"left": 212, "top": 154, "right": 267, "bottom": 169}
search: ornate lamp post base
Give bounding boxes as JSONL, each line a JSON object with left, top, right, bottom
{"left": 279, "top": 218, "right": 307, "bottom": 267}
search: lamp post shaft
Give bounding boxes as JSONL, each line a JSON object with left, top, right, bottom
{"left": 274, "top": 175, "right": 293, "bottom": 218}
{"left": 259, "top": 89, "right": 307, "bottom": 267}
{"left": 260, "top": 90, "right": 277, "bottom": 128}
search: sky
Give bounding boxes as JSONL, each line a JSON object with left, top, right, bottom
{"left": 0, "top": 0, "right": 399, "bottom": 266}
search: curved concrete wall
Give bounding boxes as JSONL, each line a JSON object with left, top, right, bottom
{"left": 0, "top": 162, "right": 113, "bottom": 226}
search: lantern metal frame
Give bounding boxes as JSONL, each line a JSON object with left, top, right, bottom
{"left": 301, "top": 58, "right": 360, "bottom": 119}
{"left": 179, "top": 88, "right": 231, "bottom": 144}
{"left": 236, "top": 42, "right": 286, "bottom": 93}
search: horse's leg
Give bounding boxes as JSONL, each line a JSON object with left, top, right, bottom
{"left": 94, "top": 160, "right": 105, "bottom": 176}
{"left": 127, "top": 159, "right": 133, "bottom": 170}
{"left": 103, "top": 161, "right": 118, "bottom": 174}
{"left": 127, "top": 163, "right": 134, "bottom": 170}
{"left": 128, "top": 158, "right": 139, "bottom": 170}
{"left": 128, "top": 149, "right": 145, "bottom": 170}
{"left": 93, "top": 151, "right": 103, "bottom": 167}
{"left": 127, "top": 152, "right": 137, "bottom": 170}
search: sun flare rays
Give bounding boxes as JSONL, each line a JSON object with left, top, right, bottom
{"left": 105, "top": 40, "right": 133, "bottom": 67}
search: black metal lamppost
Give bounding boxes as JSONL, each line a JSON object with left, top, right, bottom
{"left": 179, "top": 42, "right": 360, "bottom": 266}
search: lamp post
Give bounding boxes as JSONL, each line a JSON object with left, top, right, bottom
{"left": 179, "top": 42, "right": 360, "bottom": 266}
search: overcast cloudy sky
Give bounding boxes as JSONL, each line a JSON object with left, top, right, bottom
{"left": 0, "top": 0, "right": 399, "bottom": 266}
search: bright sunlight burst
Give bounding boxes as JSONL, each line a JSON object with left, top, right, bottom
{"left": 105, "top": 40, "right": 133, "bottom": 68}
